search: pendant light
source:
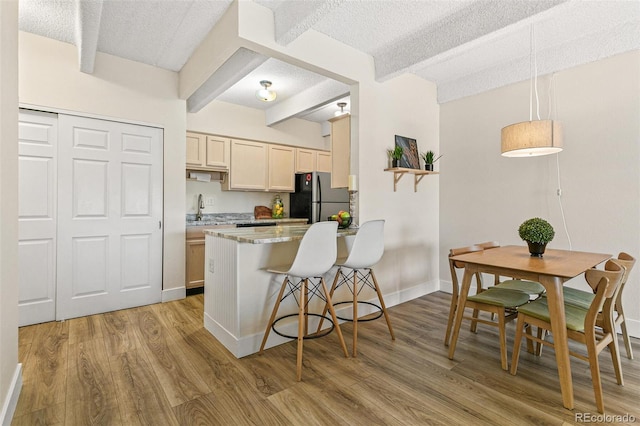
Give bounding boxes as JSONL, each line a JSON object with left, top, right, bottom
{"left": 501, "top": 26, "right": 562, "bottom": 157}
{"left": 256, "top": 80, "right": 277, "bottom": 102}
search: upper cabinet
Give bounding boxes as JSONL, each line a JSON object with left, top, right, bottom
{"left": 316, "top": 151, "right": 331, "bottom": 173}
{"left": 295, "top": 148, "right": 332, "bottom": 173}
{"left": 186, "top": 132, "right": 229, "bottom": 171}
{"left": 330, "top": 114, "right": 350, "bottom": 188}
{"left": 223, "top": 139, "right": 268, "bottom": 191}
{"left": 268, "top": 144, "right": 295, "bottom": 191}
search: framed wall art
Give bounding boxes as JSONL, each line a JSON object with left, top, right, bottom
{"left": 394, "top": 135, "right": 420, "bottom": 169}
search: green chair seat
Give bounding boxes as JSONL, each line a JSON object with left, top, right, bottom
{"left": 495, "top": 279, "right": 545, "bottom": 295}
{"left": 541, "top": 286, "right": 594, "bottom": 310}
{"left": 517, "top": 298, "right": 588, "bottom": 331}
{"left": 467, "top": 288, "right": 530, "bottom": 308}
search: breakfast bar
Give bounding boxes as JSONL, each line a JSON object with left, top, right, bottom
{"left": 203, "top": 224, "right": 356, "bottom": 358}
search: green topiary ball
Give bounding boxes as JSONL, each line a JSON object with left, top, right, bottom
{"left": 518, "top": 217, "right": 555, "bottom": 244}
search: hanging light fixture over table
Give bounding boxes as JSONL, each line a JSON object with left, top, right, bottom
{"left": 501, "top": 26, "right": 562, "bottom": 157}
{"left": 334, "top": 101, "right": 349, "bottom": 116}
{"left": 256, "top": 80, "right": 277, "bottom": 102}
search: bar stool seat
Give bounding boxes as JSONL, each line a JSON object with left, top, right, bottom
{"left": 319, "top": 220, "right": 395, "bottom": 357}
{"left": 259, "top": 221, "right": 348, "bottom": 381}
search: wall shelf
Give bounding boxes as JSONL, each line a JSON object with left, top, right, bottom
{"left": 384, "top": 167, "right": 439, "bottom": 192}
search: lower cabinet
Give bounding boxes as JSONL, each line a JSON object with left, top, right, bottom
{"left": 186, "top": 238, "right": 205, "bottom": 289}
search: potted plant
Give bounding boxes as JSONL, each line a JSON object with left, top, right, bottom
{"left": 388, "top": 146, "right": 403, "bottom": 168}
{"left": 518, "top": 217, "right": 555, "bottom": 257}
{"left": 421, "top": 150, "right": 442, "bottom": 171}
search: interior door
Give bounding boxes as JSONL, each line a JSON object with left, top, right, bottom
{"left": 18, "top": 110, "right": 58, "bottom": 326}
{"left": 56, "top": 114, "right": 163, "bottom": 320}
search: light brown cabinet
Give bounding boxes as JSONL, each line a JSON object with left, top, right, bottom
{"left": 186, "top": 132, "right": 229, "bottom": 170}
{"left": 316, "top": 151, "right": 332, "bottom": 173}
{"left": 295, "top": 148, "right": 331, "bottom": 173}
{"left": 268, "top": 144, "right": 295, "bottom": 191}
{"left": 329, "top": 114, "right": 350, "bottom": 188}
{"left": 223, "top": 139, "right": 268, "bottom": 190}
{"left": 185, "top": 238, "right": 205, "bottom": 289}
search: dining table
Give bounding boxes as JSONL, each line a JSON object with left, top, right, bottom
{"left": 447, "top": 245, "right": 611, "bottom": 410}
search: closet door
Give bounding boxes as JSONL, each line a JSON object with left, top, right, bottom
{"left": 56, "top": 115, "right": 163, "bottom": 320}
{"left": 18, "top": 110, "right": 58, "bottom": 326}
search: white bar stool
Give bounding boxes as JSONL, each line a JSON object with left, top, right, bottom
{"left": 259, "top": 221, "right": 349, "bottom": 381}
{"left": 319, "top": 219, "right": 395, "bottom": 356}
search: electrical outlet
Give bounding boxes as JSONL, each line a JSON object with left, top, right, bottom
{"left": 208, "top": 259, "right": 215, "bottom": 273}
{"left": 205, "top": 196, "right": 215, "bottom": 206}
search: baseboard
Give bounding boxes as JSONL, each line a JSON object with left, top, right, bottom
{"left": 161, "top": 286, "right": 186, "bottom": 303}
{"left": 1, "top": 364, "right": 22, "bottom": 426}
{"left": 624, "top": 318, "right": 640, "bottom": 339}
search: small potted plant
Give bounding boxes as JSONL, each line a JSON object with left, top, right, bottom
{"left": 421, "top": 150, "right": 442, "bottom": 171}
{"left": 388, "top": 146, "right": 403, "bottom": 168}
{"left": 518, "top": 217, "right": 555, "bottom": 257}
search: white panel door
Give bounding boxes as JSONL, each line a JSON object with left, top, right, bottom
{"left": 56, "top": 115, "right": 163, "bottom": 320}
{"left": 18, "top": 110, "right": 58, "bottom": 326}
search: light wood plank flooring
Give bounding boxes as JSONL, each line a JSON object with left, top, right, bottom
{"left": 13, "top": 292, "right": 640, "bottom": 425}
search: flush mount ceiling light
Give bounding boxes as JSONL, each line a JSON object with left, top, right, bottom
{"left": 501, "top": 26, "right": 562, "bottom": 157}
{"left": 334, "top": 102, "right": 349, "bottom": 116}
{"left": 256, "top": 80, "right": 277, "bottom": 102}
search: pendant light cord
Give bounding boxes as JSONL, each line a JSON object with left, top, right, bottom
{"left": 531, "top": 25, "right": 541, "bottom": 121}
{"left": 549, "top": 73, "right": 572, "bottom": 250}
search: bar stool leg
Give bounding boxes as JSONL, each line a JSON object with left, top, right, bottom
{"left": 352, "top": 270, "right": 359, "bottom": 357}
{"left": 296, "top": 279, "right": 308, "bottom": 381}
{"left": 371, "top": 270, "right": 395, "bottom": 340}
{"left": 260, "top": 276, "right": 289, "bottom": 353}
{"left": 317, "top": 268, "right": 341, "bottom": 334}
{"left": 321, "top": 277, "right": 349, "bottom": 358}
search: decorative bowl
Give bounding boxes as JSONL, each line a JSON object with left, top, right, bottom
{"left": 328, "top": 216, "right": 352, "bottom": 229}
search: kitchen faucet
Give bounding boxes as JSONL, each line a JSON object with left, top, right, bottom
{"left": 196, "top": 194, "right": 204, "bottom": 221}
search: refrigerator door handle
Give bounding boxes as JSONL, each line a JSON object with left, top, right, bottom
{"left": 316, "top": 175, "right": 322, "bottom": 222}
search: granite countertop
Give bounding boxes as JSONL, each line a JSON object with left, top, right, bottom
{"left": 205, "top": 224, "right": 357, "bottom": 244}
{"left": 186, "top": 213, "right": 307, "bottom": 227}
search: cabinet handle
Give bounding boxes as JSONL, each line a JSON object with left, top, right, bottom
{"left": 159, "top": 221, "right": 162, "bottom": 229}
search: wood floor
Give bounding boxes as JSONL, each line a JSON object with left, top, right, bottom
{"left": 13, "top": 291, "right": 640, "bottom": 425}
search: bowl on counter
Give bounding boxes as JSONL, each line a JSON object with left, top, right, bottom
{"left": 327, "top": 215, "right": 352, "bottom": 229}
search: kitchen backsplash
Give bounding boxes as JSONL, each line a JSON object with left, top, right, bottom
{"left": 186, "top": 180, "right": 290, "bottom": 216}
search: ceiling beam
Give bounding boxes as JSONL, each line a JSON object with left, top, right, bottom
{"left": 75, "top": 0, "right": 103, "bottom": 74}
{"left": 187, "top": 48, "right": 267, "bottom": 113}
{"left": 271, "top": 0, "right": 345, "bottom": 45}
{"left": 373, "top": 0, "right": 566, "bottom": 82}
{"left": 264, "top": 79, "right": 349, "bottom": 126}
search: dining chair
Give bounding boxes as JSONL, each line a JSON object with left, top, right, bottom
{"left": 476, "top": 241, "right": 546, "bottom": 297}
{"left": 510, "top": 260, "right": 625, "bottom": 414}
{"left": 317, "top": 220, "right": 395, "bottom": 357}
{"left": 259, "top": 221, "right": 349, "bottom": 381}
{"left": 447, "top": 245, "right": 531, "bottom": 370}
{"left": 445, "top": 245, "right": 486, "bottom": 346}
{"left": 545, "top": 252, "right": 635, "bottom": 359}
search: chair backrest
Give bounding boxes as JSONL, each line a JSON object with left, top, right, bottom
{"left": 612, "top": 252, "right": 636, "bottom": 308}
{"left": 287, "top": 221, "right": 338, "bottom": 278}
{"left": 449, "top": 245, "right": 483, "bottom": 295}
{"left": 584, "top": 260, "right": 625, "bottom": 331}
{"left": 341, "top": 220, "right": 385, "bottom": 269}
{"left": 475, "top": 241, "right": 501, "bottom": 284}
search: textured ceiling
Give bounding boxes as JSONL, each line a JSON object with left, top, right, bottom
{"left": 18, "top": 0, "right": 640, "bottom": 124}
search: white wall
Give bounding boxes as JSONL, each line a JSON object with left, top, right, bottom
{"left": 357, "top": 74, "right": 440, "bottom": 304}
{"left": 440, "top": 51, "right": 640, "bottom": 336}
{"left": 0, "top": 1, "right": 20, "bottom": 423}
{"left": 18, "top": 32, "right": 187, "bottom": 292}
{"left": 186, "top": 99, "right": 327, "bottom": 216}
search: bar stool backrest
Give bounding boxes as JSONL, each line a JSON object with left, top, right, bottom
{"left": 287, "top": 221, "right": 338, "bottom": 278}
{"left": 341, "top": 220, "right": 385, "bottom": 269}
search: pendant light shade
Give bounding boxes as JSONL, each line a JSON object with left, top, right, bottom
{"left": 501, "top": 120, "right": 563, "bottom": 157}
{"left": 256, "top": 80, "right": 276, "bottom": 102}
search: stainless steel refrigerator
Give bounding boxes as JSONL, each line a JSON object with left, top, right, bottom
{"left": 290, "top": 172, "right": 350, "bottom": 223}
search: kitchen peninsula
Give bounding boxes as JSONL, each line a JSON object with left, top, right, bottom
{"left": 203, "top": 224, "right": 356, "bottom": 357}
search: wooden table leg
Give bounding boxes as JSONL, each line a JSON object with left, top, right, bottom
{"left": 448, "top": 265, "right": 476, "bottom": 360}
{"left": 541, "top": 275, "right": 574, "bottom": 410}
